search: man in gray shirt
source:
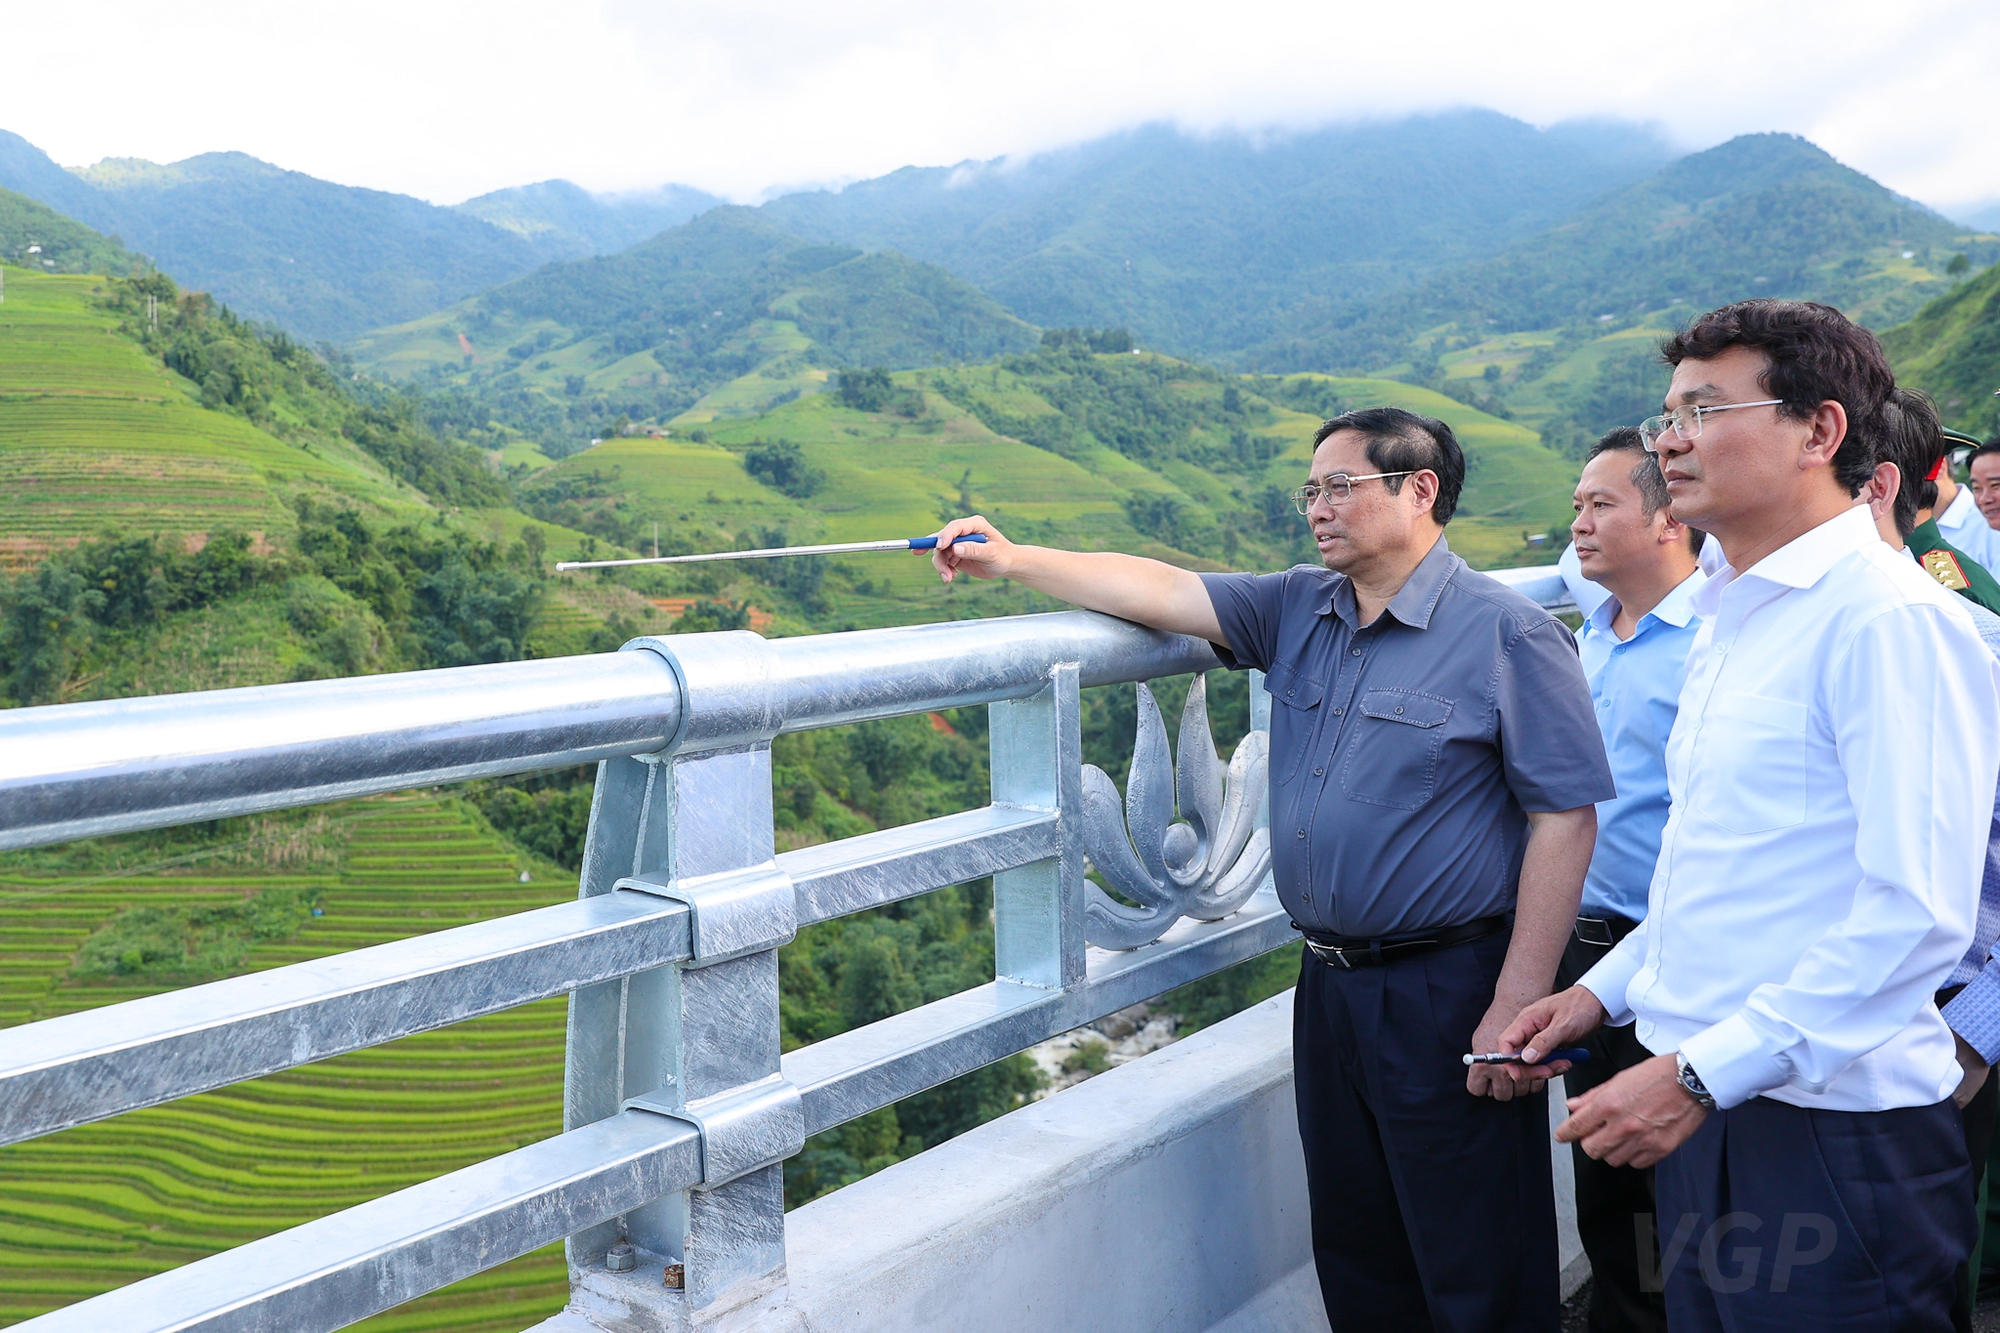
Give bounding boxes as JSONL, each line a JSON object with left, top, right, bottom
{"left": 927, "top": 407, "right": 1612, "bottom": 1330}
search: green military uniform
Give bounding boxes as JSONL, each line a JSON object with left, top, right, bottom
{"left": 1911, "top": 517, "right": 2000, "bottom": 614}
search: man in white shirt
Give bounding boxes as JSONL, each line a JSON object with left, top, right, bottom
{"left": 1504, "top": 300, "right": 2000, "bottom": 1331}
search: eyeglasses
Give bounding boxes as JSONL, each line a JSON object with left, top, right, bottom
{"left": 1637, "top": 399, "right": 1785, "bottom": 453}
{"left": 1290, "top": 471, "right": 1417, "bottom": 514}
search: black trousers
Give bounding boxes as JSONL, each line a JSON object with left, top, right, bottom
{"left": 1653, "top": 1095, "right": 1973, "bottom": 1332}
{"left": 1295, "top": 928, "right": 1559, "bottom": 1332}
{"left": 1945, "top": 982, "right": 2000, "bottom": 1333}
{"left": 1556, "top": 928, "right": 1668, "bottom": 1333}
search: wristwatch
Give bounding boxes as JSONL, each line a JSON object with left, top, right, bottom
{"left": 1675, "top": 1052, "right": 1718, "bottom": 1111}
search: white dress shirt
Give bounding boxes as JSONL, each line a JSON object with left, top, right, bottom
{"left": 1935, "top": 484, "right": 2000, "bottom": 578}
{"left": 1580, "top": 504, "right": 2000, "bottom": 1112}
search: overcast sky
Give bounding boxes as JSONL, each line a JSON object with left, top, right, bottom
{"left": 4, "top": 0, "right": 1997, "bottom": 218}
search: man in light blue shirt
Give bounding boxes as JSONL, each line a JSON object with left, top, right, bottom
{"left": 1559, "top": 426, "right": 1703, "bottom": 1333}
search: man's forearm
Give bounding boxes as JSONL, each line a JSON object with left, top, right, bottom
{"left": 1494, "top": 807, "right": 1596, "bottom": 1009}
{"left": 992, "top": 545, "right": 1222, "bottom": 641}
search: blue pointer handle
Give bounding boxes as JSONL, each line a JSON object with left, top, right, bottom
{"left": 907, "top": 534, "right": 990, "bottom": 551}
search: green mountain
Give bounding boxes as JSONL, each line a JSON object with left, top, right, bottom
{"left": 1257, "top": 134, "right": 1997, "bottom": 374}
{"left": 72, "top": 152, "right": 552, "bottom": 343}
{"left": 454, "top": 179, "right": 725, "bottom": 260}
{"left": 349, "top": 208, "right": 1041, "bottom": 450}
{"left": 756, "top": 112, "right": 1674, "bottom": 357}
{"left": 0, "top": 186, "right": 145, "bottom": 276}
{"left": 1883, "top": 260, "right": 2000, "bottom": 438}
{"left": 0, "top": 132, "right": 554, "bottom": 342}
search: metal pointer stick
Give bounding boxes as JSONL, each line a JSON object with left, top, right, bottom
{"left": 555, "top": 533, "right": 987, "bottom": 572}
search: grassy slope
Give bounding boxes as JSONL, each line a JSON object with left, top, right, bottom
{"left": 0, "top": 266, "right": 650, "bottom": 663}
{"left": 0, "top": 796, "right": 575, "bottom": 1330}
{"left": 531, "top": 356, "right": 1575, "bottom": 622}
{"left": 0, "top": 268, "right": 400, "bottom": 569}
{"left": 1882, "top": 261, "right": 2000, "bottom": 438}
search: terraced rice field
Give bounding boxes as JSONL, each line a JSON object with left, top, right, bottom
{"left": 0, "top": 269, "right": 403, "bottom": 570}
{"left": 0, "top": 795, "right": 578, "bottom": 1330}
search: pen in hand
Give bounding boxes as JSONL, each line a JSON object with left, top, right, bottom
{"left": 1463, "top": 1049, "right": 1591, "bottom": 1067}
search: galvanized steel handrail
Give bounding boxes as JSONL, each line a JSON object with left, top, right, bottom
{"left": 1, "top": 569, "right": 1570, "bottom": 1333}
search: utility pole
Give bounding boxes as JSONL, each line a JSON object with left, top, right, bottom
{"left": 653, "top": 521, "right": 660, "bottom": 560}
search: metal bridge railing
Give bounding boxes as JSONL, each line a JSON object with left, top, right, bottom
{"left": 0, "top": 565, "right": 1569, "bottom": 1333}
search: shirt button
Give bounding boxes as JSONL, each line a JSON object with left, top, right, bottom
{"left": 1394, "top": 705, "right": 1404, "bottom": 715}
{"left": 1332, "top": 707, "right": 1343, "bottom": 716}
{"left": 1286, "top": 688, "right": 1294, "bottom": 696}
{"left": 1314, "top": 766, "right": 1324, "bottom": 776}
{"left": 1715, "top": 641, "right": 1728, "bottom": 655}
{"left": 1296, "top": 829, "right": 1307, "bottom": 839}
{"left": 1351, "top": 648, "right": 1362, "bottom": 656}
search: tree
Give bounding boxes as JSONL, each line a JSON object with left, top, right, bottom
{"left": 741, "top": 441, "right": 826, "bottom": 499}
{"left": 3, "top": 563, "right": 103, "bottom": 704}
{"left": 836, "top": 367, "right": 897, "bottom": 412}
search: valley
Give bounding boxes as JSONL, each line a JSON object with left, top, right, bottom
{"left": 3, "top": 103, "right": 2000, "bottom": 1330}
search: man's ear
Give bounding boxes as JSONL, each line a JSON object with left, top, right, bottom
{"left": 1409, "top": 469, "right": 1441, "bottom": 515}
{"left": 1800, "top": 400, "right": 1848, "bottom": 472}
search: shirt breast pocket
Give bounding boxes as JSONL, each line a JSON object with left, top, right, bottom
{"left": 1264, "top": 660, "right": 1324, "bottom": 786}
{"left": 1698, "top": 693, "right": 1809, "bottom": 835}
{"left": 1340, "top": 688, "right": 1454, "bottom": 811}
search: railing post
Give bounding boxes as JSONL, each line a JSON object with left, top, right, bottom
{"left": 989, "top": 662, "right": 1086, "bottom": 991}
{"left": 561, "top": 633, "right": 798, "bottom": 1320}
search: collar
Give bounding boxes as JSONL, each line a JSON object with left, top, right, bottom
{"left": 1940, "top": 485, "right": 1978, "bottom": 529}
{"left": 1691, "top": 503, "right": 1878, "bottom": 615}
{"left": 1323, "top": 532, "right": 1456, "bottom": 630}
{"left": 1586, "top": 567, "right": 1707, "bottom": 637}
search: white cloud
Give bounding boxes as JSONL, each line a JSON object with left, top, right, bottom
{"left": 1, "top": 0, "right": 1995, "bottom": 218}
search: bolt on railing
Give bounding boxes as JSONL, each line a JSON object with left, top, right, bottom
{"left": 0, "top": 565, "right": 1570, "bottom": 1333}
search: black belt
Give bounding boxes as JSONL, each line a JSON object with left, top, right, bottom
{"left": 1573, "top": 913, "right": 1640, "bottom": 949}
{"left": 1294, "top": 914, "right": 1507, "bottom": 970}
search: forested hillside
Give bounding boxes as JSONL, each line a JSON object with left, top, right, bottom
{"left": 349, "top": 208, "right": 1041, "bottom": 453}
{"left": 0, "top": 187, "right": 144, "bottom": 277}
{"left": 1255, "top": 133, "right": 1994, "bottom": 374}
{"left": 756, "top": 111, "right": 1672, "bottom": 356}
{"left": 1884, "top": 260, "right": 2000, "bottom": 438}
{"left": 0, "top": 132, "right": 552, "bottom": 341}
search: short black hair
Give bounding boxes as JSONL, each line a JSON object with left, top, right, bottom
{"left": 1312, "top": 406, "right": 1465, "bottom": 524}
{"left": 1658, "top": 299, "right": 1894, "bottom": 498}
{"left": 1587, "top": 426, "right": 1703, "bottom": 553}
{"left": 1877, "top": 387, "right": 1946, "bottom": 541}
{"left": 1970, "top": 439, "right": 2000, "bottom": 469}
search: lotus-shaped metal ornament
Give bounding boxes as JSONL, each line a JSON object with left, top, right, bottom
{"left": 1082, "top": 674, "right": 1272, "bottom": 950}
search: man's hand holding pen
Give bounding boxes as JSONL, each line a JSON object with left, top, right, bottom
{"left": 1501, "top": 984, "right": 1708, "bottom": 1169}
